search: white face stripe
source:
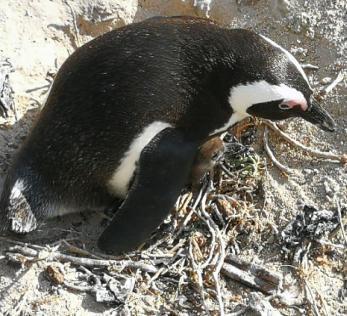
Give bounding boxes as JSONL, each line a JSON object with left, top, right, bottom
{"left": 108, "top": 121, "right": 172, "bottom": 197}
{"left": 259, "top": 34, "right": 312, "bottom": 90}
{"left": 210, "top": 80, "right": 307, "bottom": 135}
{"left": 230, "top": 80, "right": 307, "bottom": 115}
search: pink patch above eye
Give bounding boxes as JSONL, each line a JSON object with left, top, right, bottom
{"left": 282, "top": 99, "right": 308, "bottom": 111}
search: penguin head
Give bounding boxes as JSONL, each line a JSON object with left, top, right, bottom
{"left": 227, "top": 34, "right": 336, "bottom": 132}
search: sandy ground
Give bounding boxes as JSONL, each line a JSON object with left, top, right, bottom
{"left": 0, "top": 0, "right": 346, "bottom": 315}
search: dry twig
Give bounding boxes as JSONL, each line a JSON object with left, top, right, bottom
{"left": 189, "top": 237, "right": 211, "bottom": 315}
{"left": 315, "top": 287, "right": 330, "bottom": 316}
{"left": 63, "top": 0, "right": 81, "bottom": 47}
{"left": 321, "top": 71, "right": 344, "bottom": 95}
{"left": 173, "top": 187, "right": 204, "bottom": 238}
{"left": 62, "top": 240, "right": 103, "bottom": 259}
{"left": 200, "top": 181, "right": 226, "bottom": 316}
{"left": 263, "top": 120, "right": 346, "bottom": 163}
{"left": 263, "top": 126, "right": 293, "bottom": 174}
{"left": 335, "top": 198, "right": 347, "bottom": 245}
{"left": 5, "top": 244, "right": 158, "bottom": 273}
{"left": 301, "top": 63, "right": 319, "bottom": 70}
{"left": 222, "top": 255, "right": 282, "bottom": 294}
{"left": 303, "top": 279, "right": 321, "bottom": 316}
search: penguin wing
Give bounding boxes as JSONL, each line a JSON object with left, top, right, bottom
{"left": 98, "top": 128, "right": 199, "bottom": 254}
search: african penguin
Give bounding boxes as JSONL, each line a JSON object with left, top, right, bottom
{"left": 191, "top": 136, "right": 225, "bottom": 193}
{"left": 0, "top": 16, "right": 335, "bottom": 254}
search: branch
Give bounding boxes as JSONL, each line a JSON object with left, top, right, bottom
{"left": 263, "top": 120, "right": 347, "bottom": 164}
{"left": 222, "top": 255, "right": 282, "bottom": 294}
{"left": 263, "top": 126, "right": 293, "bottom": 174}
{"left": 5, "top": 244, "right": 158, "bottom": 273}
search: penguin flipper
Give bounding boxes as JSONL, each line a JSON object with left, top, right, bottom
{"left": 98, "top": 128, "right": 198, "bottom": 254}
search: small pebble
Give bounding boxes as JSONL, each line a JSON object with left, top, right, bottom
{"left": 291, "top": 47, "right": 307, "bottom": 55}
{"left": 297, "top": 199, "right": 306, "bottom": 210}
{"left": 323, "top": 180, "right": 332, "bottom": 196}
{"left": 303, "top": 168, "right": 312, "bottom": 175}
{"left": 57, "top": 287, "right": 65, "bottom": 296}
{"left": 320, "top": 77, "right": 332, "bottom": 84}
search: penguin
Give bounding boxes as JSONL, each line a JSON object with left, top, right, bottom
{"left": 190, "top": 136, "right": 225, "bottom": 193}
{"left": 0, "top": 16, "right": 335, "bottom": 254}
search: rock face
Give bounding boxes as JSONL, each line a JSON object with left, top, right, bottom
{"left": 0, "top": 0, "right": 345, "bottom": 315}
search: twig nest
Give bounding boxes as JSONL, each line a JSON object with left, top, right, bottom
{"left": 191, "top": 231, "right": 207, "bottom": 260}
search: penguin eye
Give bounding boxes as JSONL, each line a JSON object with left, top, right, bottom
{"left": 278, "top": 103, "right": 292, "bottom": 110}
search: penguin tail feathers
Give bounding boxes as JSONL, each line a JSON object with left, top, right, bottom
{"left": 0, "top": 179, "right": 38, "bottom": 234}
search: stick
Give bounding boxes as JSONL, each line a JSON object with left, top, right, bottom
{"left": 226, "top": 255, "right": 282, "bottom": 285}
{"left": 174, "top": 183, "right": 205, "bottom": 238}
{"left": 5, "top": 244, "right": 158, "bottom": 273}
{"left": 223, "top": 255, "right": 282, "bottom": 293}
{"left": 63, "top": 0, "right": 81, "bottom": 47}
{"left": 315, "top": 287, "right": 330, "bottom": 316}
{"left": 148, "top": 252, "right": 185, "bottom": 288}
{"left": 189, "top": 238, "right": 211, "bottom": 316}
{"left": 316, "top": 239, "right": 345, "bottom": 249}
{"left": 222, "top": 263, "right": 261, "bottom": 290}
{"left": 25, "top": 84, "right": 51, "bottom": 93}
{"left": 323, "top": 71, "right": 344, "bottom": 95}
{"left": 181, "top": 192, "right": 194, "bottom": 213}
{"left": 301, "top": 64, "right": 319, "bottom": 70}
{"left": 303, "top": 280, "right": 321, "bottom": 316}
{"left": 200, "top": 182, "right": 226, "bottom": 315}
{"left": 63, "top": 281, "right": 94, "bottom": 293}
{"left": 0, "top": 236, "right": 47, "bottom": 249}
{"left": 211, "top": 227, "right": 225, "bottom": 316}
{"left": 263, "top": 120, "right": 346, "bottom": 163}
{"left": 335, "top": 198, "right": 347, "bottom": 245}
{"left": 62, "top": 240, "right": 103, "bottom": 259}
{"left": 263, "top": 126, "right": 293, "bottom": 174}
{"left": 196, "top": 211, "right": 217, "bottom": 270}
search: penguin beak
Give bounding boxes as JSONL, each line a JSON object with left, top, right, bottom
{"left": 301, "top": 99, "right": 336, "bottom": 132}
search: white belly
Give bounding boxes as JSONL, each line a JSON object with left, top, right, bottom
{"left": 107, "top": 121, "right": 172, "bottom": 197}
